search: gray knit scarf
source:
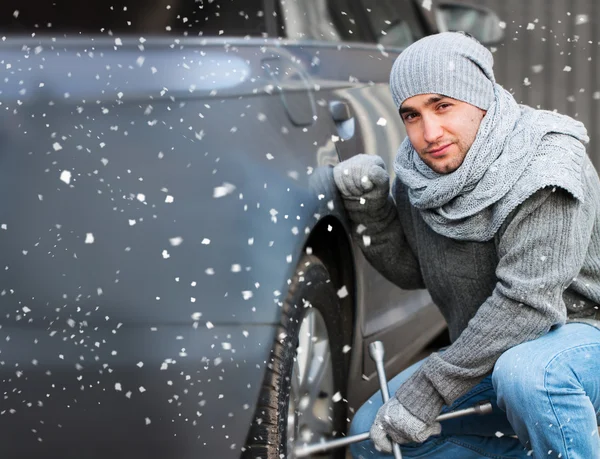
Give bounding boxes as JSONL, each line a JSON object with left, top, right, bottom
{"left": 393, "top": 84, "right": 590, "bottom": 241}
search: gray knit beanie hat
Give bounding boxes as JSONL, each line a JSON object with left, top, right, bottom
{"left": 390, "top": 32, "right": 495, "bottom": 110}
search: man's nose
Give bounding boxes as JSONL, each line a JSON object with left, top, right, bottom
{"left": 422, "top": 116, "right": 444, "bottom": 144}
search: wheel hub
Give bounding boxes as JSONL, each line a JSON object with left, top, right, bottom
{"left": 287, "top": 308, "right": 336, "bottom": 457}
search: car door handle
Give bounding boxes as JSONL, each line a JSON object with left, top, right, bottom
{"left": 329, "top": 100, "right": 352, "bottom": 122}
{"left": 329, "top": 100, "right": 355, "bottom": 140}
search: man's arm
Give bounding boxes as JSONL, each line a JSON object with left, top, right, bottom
{"left": 334, "top": 155, "right": 425, "bottom": 290}
{"left": 394, "top": 186, "right": 593, "bottom": 424}
{"left": 347, "top": 193, "right": 425, "bottom": 290}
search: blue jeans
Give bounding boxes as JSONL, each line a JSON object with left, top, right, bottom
{"left": 349, "top": 323, "right": 600, "bottom": 458}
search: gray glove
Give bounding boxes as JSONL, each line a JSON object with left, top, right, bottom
{"left": 333, "top": 154, "right": 390, "bottom": 202}
{"left": 369, "top": 397, "right": 442, "bottom": 453}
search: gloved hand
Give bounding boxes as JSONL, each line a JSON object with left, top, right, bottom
{"left": 333, "top": 154, "right": 390, "bottom": 202}
{"left": 369, "top": 396, "right": 442, "bottom": 453}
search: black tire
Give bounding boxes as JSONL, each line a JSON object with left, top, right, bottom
{"left": 242, "top": 255, "right": 349, "bottom": 459}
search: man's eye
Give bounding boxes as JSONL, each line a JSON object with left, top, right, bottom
{"left": 404, "top": 113, "right": 417, "bottom": 121}
{"left": 438, "top": 103, "right": 451, "bottom": 110}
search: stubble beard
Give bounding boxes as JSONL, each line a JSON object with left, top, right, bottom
{"left": 419, "top": 138, "right": 470, "bottom": 175}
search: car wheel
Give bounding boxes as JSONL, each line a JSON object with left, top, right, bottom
{"left": 243, "top": 254, "right": 349, "bottom": 458}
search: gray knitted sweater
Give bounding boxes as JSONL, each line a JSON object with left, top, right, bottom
{"left": 349, "top": 152, "right": 600, "bottom": 425}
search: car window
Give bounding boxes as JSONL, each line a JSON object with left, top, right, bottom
{"left": 357, "top": 0, "right": 422, "bottom": 48}
{"left": 277, "top": 0, "right": 362, "bottom": 42}
{"left": 0, "top": 0, "right": 267, "bottom": 37}
{"left": 436, "top": 4, "right": 502, "bottom": 44}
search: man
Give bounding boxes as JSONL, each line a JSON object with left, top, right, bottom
{"left": 335, "top": 32, "right": 600, "bottom": 458}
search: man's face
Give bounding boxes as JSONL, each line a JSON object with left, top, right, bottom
{"left": 399, "top": 94, "right": 487, "bottom": 174}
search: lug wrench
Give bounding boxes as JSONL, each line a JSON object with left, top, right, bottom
{"left": 294, "top": 400, "right": 493, "bottom": 457}
{"left": 369, "top": 341, "right": 403, "bottom": 459}
{"left": 294, "top": 341, "right": 493, "bottom": 458}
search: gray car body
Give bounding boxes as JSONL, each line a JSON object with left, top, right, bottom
{"left": 0, "top": 2, "right": 448, "bottom": 458}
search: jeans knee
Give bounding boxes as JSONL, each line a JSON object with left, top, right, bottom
{"left": 492, "top": 346, "right": 543, "bottom": 410}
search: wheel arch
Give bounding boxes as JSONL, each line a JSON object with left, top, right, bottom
{"left": 242, "top": 219, "right": 357, "bottom": 458}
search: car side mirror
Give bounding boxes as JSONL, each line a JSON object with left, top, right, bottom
{"left": 434, "top": 2, "right": 504, "bottom": 45}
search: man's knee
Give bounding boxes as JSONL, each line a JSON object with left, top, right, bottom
{"left": 492, "top": 344, "right": 547, "bottom": 410}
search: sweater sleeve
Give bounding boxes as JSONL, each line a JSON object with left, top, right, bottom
{"left": 344, "top": 179, "right": 425, "bottom": 290}
{"left": 395, "top": 186, "right": 594, "bottom": 424}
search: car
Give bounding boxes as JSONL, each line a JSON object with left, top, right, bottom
{"left": 0, "top": 1, "right": 503, "bottom": 458}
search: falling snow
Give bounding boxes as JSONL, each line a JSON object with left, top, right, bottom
{"left": 60, "top": 170, "right": 72, "bottom": 184}
{"left": 213, "top": 183, "right": 236, "bottom": 198}
{"left": 169, "top": 237, "right": 183, "bottom": 246}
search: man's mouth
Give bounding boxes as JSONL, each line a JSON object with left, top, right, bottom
{"left": 427, "top": 143, "right": 452, "bottom": 157}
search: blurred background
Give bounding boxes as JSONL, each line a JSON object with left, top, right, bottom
{"left": 461, "top": 0, "right": 600, "bottom": 169}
